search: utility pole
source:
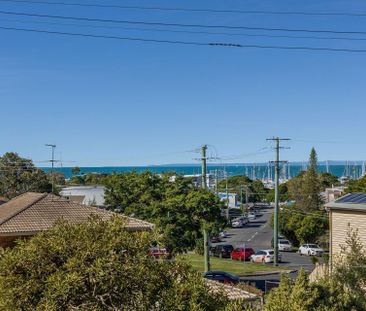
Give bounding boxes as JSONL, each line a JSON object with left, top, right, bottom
{"left": 45, "top": 144, "right": 56, "bottom": 194}
{"left": 266, "top": 137, "right": 290, "bottom": 266}
{"left": 201, "top": 145, "right": 210, "bottom": 272}
{"left": 240, "top": 185, "right": 244, "bottom": 214}
{"left": 225, "top": 177, "right": 230, "bottom": 220}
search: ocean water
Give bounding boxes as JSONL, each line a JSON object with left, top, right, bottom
{"left": 41, "top": 164, "right": 363, "bottom": 180}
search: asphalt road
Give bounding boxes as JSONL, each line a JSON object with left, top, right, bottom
{"left": 212, "top": 207, "right": 319, "bottom": 290}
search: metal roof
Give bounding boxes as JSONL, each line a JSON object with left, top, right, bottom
{"left": 325, "top": 193, "right": 366, "bottom": 212}
{"left": 334, "top": 193, "right": 366, "bottom": 204}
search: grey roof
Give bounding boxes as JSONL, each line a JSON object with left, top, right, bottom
{"left": 325, "top": 193, "right": 366, "bottom": 212}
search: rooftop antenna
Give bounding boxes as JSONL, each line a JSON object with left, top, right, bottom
{"left": 45, "top": 144, "right": 56, "bottom": 193}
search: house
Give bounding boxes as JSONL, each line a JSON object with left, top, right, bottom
{"left": 325, "top": 193, "right": 366, "bottom": 265}
{"left": 322, "top": 186, "right": 345, "bottom": 203}
{"left": 60, "top": 185, "right": 106, "bottom": 207}
{"left": 0, "top": 192, "right": 154, "bottom": 248}
{"left": 218, "top": 192, "right": 238, "bottom": 208}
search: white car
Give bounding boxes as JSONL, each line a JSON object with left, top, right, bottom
{"left": 247, "top": 212, "right": 256, "bottom": 221}
{"left": 298, "top": 244, "right": 324, "bottom": 257}
{"left": 219, "top": 231, "right": 228, "bottom": 238}
{"left": 278, "top": 239, "right": 293, "bottom": 252}
{"left": 231, "top": 220, "right": 243, "bottom": 228}
{"left": 250, "top": 249, "right": 282, "bottom": 263}
{"left": 238, "top": 216, "right": 249, "bottom": 225}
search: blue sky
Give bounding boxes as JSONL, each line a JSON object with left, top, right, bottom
{"left": 1, "top": 0, "right": 366, "bottom": 166}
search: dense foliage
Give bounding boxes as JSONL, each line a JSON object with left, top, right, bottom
{"left": 346, "top": 175, "right": 366, "bottom": 193}
{"left": 0, "top": 217, "right": 244, "bottom": 311}
{"left": 68, "top": 172, "right": 109, "bottom": 185}
{"left": 0, "top": 152, "right": 53, "bottom": 199}
{"left": 274, "top": 149, "right": 329, "bottom": 245}
{"left": 104, "top": 172, "right": 225, "bottom": 253}
{"left": 265, "top": 228, "right": 366, "bottom": 311}
{"left": 217, "top": 175, "right": 269, "bottom": 203}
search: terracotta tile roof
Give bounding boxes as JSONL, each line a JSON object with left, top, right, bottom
{"left": 0, "top": 192, "right": 154, "bottom": 235}
{"left": 205, "top": 279, "right": 259, "bottom": 301}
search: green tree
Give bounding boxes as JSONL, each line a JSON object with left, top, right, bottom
{"left": 0, "top": 152, "right": 52, "bottom": 199}
{"left": 71, "top": 166, "right": 81, "bottom": 176}
{"left": 278, "top": 149, "right": 327, "bottom": 245}
{"left": 319, "top": 172, "right": 339, "bottom": 190}
{"left": 104, "top": 172, "right": 225, "bottom": 253}
{"left": 266, "top": 183, "right": 289, "bottom": 203}
{"left": 265, "top": 269, "right": 319, "bottom": 311}
{"left": 0, "top": 217, "right": 234, "bottom": 310}
{"left": 217, "top": 176, "right": 269, "bottom": 203}
{"left": 265, "top": 229, "right": 366, "bottom": 311}
{"left": 346, "top": 175, "right": 366, "bottom": 193}
{"left": 297, "top": 148, "right": 323, "bottom": 211}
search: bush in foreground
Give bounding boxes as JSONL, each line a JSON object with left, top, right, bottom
{"left": 0, "top": 216, "right": 240, "bottom": 311}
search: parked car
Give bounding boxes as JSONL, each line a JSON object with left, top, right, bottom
{"left": 278, "top": 239, "right": 293, "bottom": 252}
{"left": 211, "top": 244, "right": 234, "bottom": 258}
{"left": 247, "top": 212, "right": 256, "bottom": 221}
{"left": 149, "top": 247, "right": 168, "bottom": 258}
{"left": 232, "top": 216, "right": 249, "bottom": 228}
{"left": 203, "top": 271, "right": 240, "bottom": 284}
{"left": 298, "top": 244, "right": 324, "bottom": 256}
{"left": 231, "top": 219, "right": 243, "bottom": 228}
{"left": 231, "top": 247, "right": 255, "bottom": 261}
{"left": 271, "top": 234, "right": 285, "bottom": 247}
{"left": 250, "top": 249, "right": 281, "bottom": 263}
{"left": 210, "top": 236, "right": 221, "bottom": 243}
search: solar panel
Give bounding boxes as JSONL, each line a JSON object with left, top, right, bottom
{"left": 335, "top": 193, "right": 366, "bottom": 204}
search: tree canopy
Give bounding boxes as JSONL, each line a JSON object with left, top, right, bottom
{"left": 104, "top": 172, "right": 225, "bottom": 253}
{"left": 0, "top": 217, "right": 241, "bottom": 311}
{"left": 217, "top": 176, "right": 269, "bottom": 203}
{"left": 0, "top": 152, "right": 53, "bottom": 199}
{"left": 346, "top": 175, "right": 366, "bottom": 193}
{"left": 274, "top": 148, "right": 328, "bottom": 245}
{"left": 265, "top": 228, "right": 366, "bottom": 311}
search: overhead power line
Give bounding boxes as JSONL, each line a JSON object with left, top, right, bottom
{"left": 2, "top": 25, "right": 366, "bottom": 53}
{"left": 4, "top": 17, "right": 366, "bottom": 42}
{"left": 1, "top": 10, "right": 366, "bottom": 35}
{"left": 1, "top": 0, "right": 366, "bottom": 17}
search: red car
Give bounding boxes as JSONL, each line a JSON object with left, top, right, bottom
{"left": 149, "top": 247, "right": 168, "bottom": 258}
{"left": 231, "top": 247, "right": 254, "bottom": 261}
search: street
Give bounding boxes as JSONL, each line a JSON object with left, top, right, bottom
{"left": 212, "top": 207, "right": 318, "bottom": 290}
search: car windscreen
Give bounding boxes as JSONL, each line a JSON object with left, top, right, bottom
{"left": 308, "top": 244, "right": 319, "bottom": 248}
{"left": 268, "top": 251, "right": 274, "bottom": 255}
{"left": 280, "top": 240, "right": 290, "bottom": 244}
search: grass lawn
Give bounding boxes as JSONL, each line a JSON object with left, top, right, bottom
{"left": 177, "top": 253, "right": 288, "bottom": 276}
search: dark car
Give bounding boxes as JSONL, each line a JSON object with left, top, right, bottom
{"left": 210, "top": 236, "right": 221, "bottom": 243}
{"left": 203, "top": 271, "right": 240, "bottom": 284}
{"left": 231, "top": 247, "right": 255, "bottom": 261}
{"left": 211, "top": 244, "right": 234, "bottom": 258}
